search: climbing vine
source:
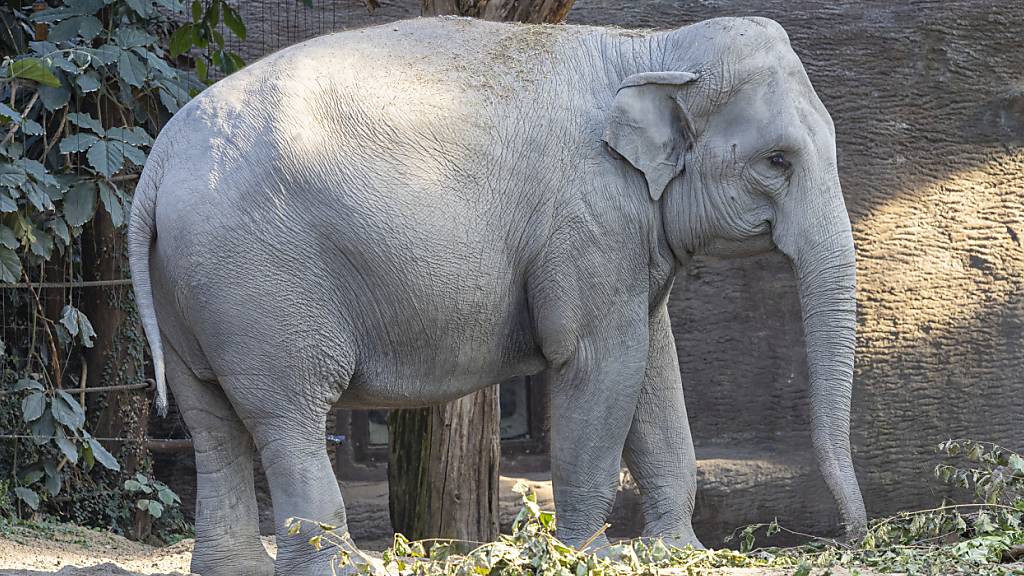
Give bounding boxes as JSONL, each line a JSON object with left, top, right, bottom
{"left": 0, "top": 0, "right": 244, "bottom": 537}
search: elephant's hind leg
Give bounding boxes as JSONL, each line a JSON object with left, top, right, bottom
{"left": 165, "top": 345, "right": 274, "bottom": 576}
{"left": 223, "top": 372, "right": 351, "bottom": 576}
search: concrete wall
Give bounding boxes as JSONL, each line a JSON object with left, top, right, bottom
{"left": 190, "top": 0, "right": 1023, "bottom": 543}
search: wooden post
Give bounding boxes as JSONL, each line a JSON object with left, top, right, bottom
{"left": 388, "top": 390, "right": 500, "bottom": 542}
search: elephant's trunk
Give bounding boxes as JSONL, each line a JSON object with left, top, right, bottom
{"left": 787, "top": 204, "right": 868, "bottom": 539}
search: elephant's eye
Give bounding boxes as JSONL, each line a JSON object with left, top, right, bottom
{"left": 768, "top": 152, "right": 791, "bottom": 171}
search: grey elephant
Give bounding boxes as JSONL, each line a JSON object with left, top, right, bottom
{"left": 128, "top": 15, "right": 866, "bottom": 576}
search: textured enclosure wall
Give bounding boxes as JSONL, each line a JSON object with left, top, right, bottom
{"left": 171, "top": 0, "right": 1023, "bottom": 541}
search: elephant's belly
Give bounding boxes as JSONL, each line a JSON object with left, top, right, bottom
{"left": 336, "top": 348, "right": 547, "bottom": 409}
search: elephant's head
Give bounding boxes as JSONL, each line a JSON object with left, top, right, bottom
{"left": 603, "top": 17, "right": 868, "bottom": 538}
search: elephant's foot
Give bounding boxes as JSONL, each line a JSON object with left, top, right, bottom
{"left": 659, "top": 531, "right": 706, "bottom": 551}
{"left": 275, "top": 536, "right": 387, "bottom": 576}
{"left": 190, "top": 538, "right": 274, "bottom": 576}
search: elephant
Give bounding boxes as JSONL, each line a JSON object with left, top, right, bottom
{"left": 127, "top": 15, "right": 867, "bottom": 576}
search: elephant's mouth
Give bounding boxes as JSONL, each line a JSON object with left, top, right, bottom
{"left": 697, "top": 232, "right": 776, "bottom": 259}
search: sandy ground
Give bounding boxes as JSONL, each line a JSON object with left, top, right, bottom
{"left": 0, "top": 521, "right": 199, "bottom": 575}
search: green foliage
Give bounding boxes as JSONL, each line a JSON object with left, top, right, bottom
{"left": 123, "top": 471, "right": 179, "bottom": 520}
{"left": 0, "top": 0, "right": 241, "bottom": 537}
{"left": 297, "top": 443, "right": 1023, "bottom": 576}
{"left": 170, "top": 0, "right": 246, "bottom": 83}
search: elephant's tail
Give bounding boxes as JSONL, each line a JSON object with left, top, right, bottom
{"left": 127, "top": 165, "right": 167, "bottom": 417}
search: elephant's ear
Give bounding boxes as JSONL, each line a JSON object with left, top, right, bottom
{"left": 603, "top": 71, "right": 698, "bottom": 201}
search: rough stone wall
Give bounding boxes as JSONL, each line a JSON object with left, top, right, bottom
{"left": 172, "top": 0, "right": 1023, "bottom": 542}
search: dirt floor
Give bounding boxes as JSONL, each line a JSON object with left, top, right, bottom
{"left": 0, "top": 520, "right": 894, "bottom": 576}
{"left": 0, "top": 477, "right": 882, "bottom": 576}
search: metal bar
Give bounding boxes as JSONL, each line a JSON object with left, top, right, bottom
{"left": 145, "top": 438, "right": 193, "bottom": 452}
{"left": 0, "top": 380, "right": 153, "bottom": 397}
{"left": 0, "top": 278, "right": 133, "bottom": 289}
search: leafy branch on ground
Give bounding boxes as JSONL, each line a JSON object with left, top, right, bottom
{"left": 294, "top": 440, "right": 1024, "bottom": 576}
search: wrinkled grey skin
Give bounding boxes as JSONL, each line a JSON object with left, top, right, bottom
{"left": 128, "top": 16, "right": 866, "bottom": 576}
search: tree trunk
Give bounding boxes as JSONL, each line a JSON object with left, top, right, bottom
{"left": 387, "top": 0, "right": 575, "bottom": 544}
{"left": 387, "top": 391, "right": 500, "bottom": 542}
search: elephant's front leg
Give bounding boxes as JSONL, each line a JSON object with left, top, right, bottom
{"left": 623, "top": 303, "right": 704, "bottom": 549}
{"left": 547, "top": 324, "right": 649, "bottom": 550}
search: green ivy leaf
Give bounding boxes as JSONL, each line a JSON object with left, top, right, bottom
{"left": 117, "top": 49, "right": 147, "bottom": 88}
{"left": 52, "top": 389, "right": 86, "bottom": 429}
{"left": 20, "top": 118, "right": 44, "bottom": 136}
{"left": 32, "top": 0, "right": 105, "bottom": 21}
{"left": 29, "top": 227, "right": 52, "bottom": 258}
{"left": 157, "top": 486, "right": 179, "bottom": 505}
{"left": 47, "top": 55, "right": 79, "bottom": 74}
{"left": 0, "top": 246, "right": 22, "bottom": 282}
{"left": 20, "top": 467, "right": 44, "bottom": 486}
{"left": 8, "top": 58, "right": 60, "bottom": 87}
{"left": 21, "top": 391, "right": 46, "bottom": 422}
{"left": 124, "top": 479, "right": 143, "bottom": 491}
{"left": 37, "top": 85, "right": 70, "bottom": 111}
{"left": 14, "top": 378, "right": 44, "bottom": 391}
{"left": 0, "top": 163, "right": 27, "bottom": 188}
{"left": 98, "top": 181, "right": 123, "bottom": 227}
{"left": 0, "top": 102, "right": 22, "bottom": 123}
{"left": 86, "top": 140, "right": 125, "bottom": 178}
{"left": 75, "top": 72, "right": 101, "bottom": 93}
{"left": 82, "top": 44, "right": 121, "bottom": 66}
{"left": 106, "top": 126, "right": 153, "bottom": 147}
{"left": 0, "top": 193, "right": 16, "bottom": 213}
{"left": 43, "top": 460, "right": 61, "bottom": 497}
{"left": 48, "top": 15, "right": 103, "bottom": 43}
{"left": 0, "top": 225, "right": 16, "bottom": 249}
{"left": 24, "top": 181, "right": 54, "bottom": 211}
{"left": 114, "top": 26, "right": 157, "bottom": 49}
{"left": 54, "top": 429, "right": 78, "bottom": 464}
{"left": 143, "top": 50, "right": 177, "bottom": 80}
{"left": 222, "top": 4, "right": 246, "bottom": 41}
{"left": 13, "top": 487, "right": 39, "bottom": 510}
{"left": 66, "top": 113, "right": 104, "bottom": 136}
{"left": 48, "top": 216, "right": 70, "bottom": 244}
{"left": 147, "top": 500, "right": 163, "bottom": 518}
{"left": 29, "top": 410, "right": 55, "bottom": 445}
{"left": 63, "top": 181, "right": 97, "bottom": 227}
{"left": 169, "top": 23, "right": 194, "bottom": 58}
{"left": 123, "top": 0, "right": 155, "bottom": 18}
{"left": 121, "top": 144, "right": 146, "bottom": 167}
{"left": 59, "top": 133, "right": 100, "bottom": 154}
{"left": 84, "top": 434, "right": 119, "bottom": 471}
{"left": 60, "top": 305, "right": 96, "bottom": 347}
